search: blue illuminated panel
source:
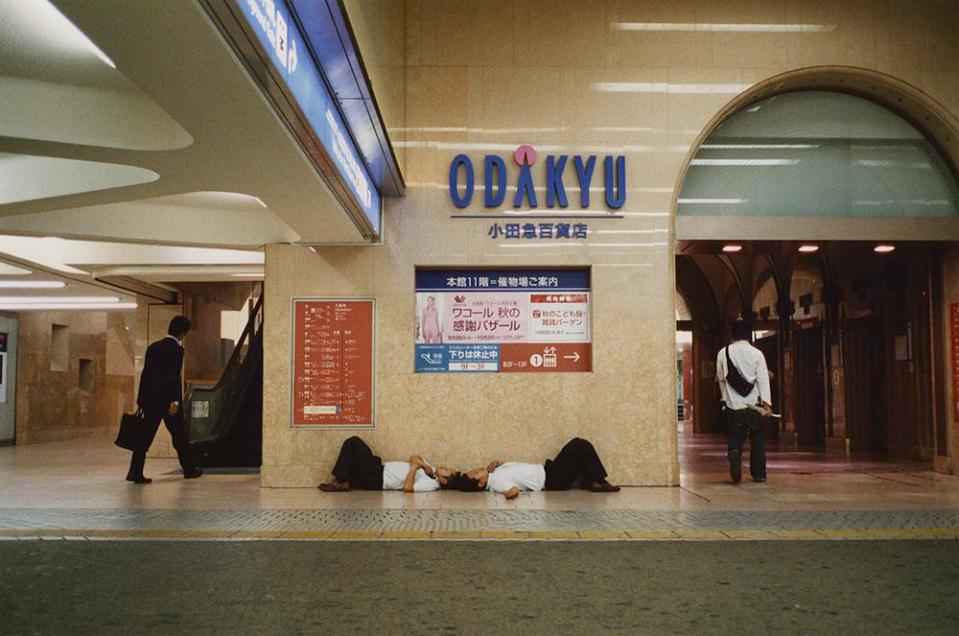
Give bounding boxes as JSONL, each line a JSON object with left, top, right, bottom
{"left": 237, "top": 0, "right": 381, "bottom": 233}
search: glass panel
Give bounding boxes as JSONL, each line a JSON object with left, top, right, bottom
{"left": 678, "top": 91, "right": 959, "bottom": 218}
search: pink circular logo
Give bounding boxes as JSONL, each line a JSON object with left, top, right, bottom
{"left": 514, "top": 145, "right": 537, "bottom": 166}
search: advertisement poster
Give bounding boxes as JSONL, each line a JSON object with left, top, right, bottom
{"left": 291, "top": 299, "right": 374, "bottom": 427}
{"left": 414, "top": 269, "right": 591, "bottom": 373}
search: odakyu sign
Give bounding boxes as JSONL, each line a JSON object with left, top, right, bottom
{"left": 448, "top": 145, "right": 626, "bottom": 210}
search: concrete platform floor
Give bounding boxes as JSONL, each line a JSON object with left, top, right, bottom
{"left": 0, "top": 434, "right": 957, "bottom": 540}
{"left": 2, "top": 435, "right": 958, "bottom": 634}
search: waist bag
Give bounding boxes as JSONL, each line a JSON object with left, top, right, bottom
{"left": 724, "top": 346, "right": 756, "bottom": 397}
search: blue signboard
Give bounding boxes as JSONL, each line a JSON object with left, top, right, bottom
{"left": 237, "top": 0, "right": 381, "bottom": 233}
{"left": 415, "top": 344, "right": 500, "bottom": 373}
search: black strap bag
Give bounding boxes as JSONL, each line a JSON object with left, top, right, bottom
{"left": 115, "top": 408, "right": 147, "bottom": 451}
{"left": 724, "top": 346, "right": 756, "bottom": 398}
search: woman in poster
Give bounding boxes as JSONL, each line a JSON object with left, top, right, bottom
{"left": 420, "top": 295, "right": 442, "bottom": 343}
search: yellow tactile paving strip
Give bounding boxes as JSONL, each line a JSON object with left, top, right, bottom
{"left": 1, "top": 528, "right": 958, "bottom": 541}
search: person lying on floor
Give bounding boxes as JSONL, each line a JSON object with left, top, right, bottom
{"left": 318, "top": 436, "right": 455, "bottom": 492}
{"left": 449, "top": 437, "right": 620, "bottom": 498}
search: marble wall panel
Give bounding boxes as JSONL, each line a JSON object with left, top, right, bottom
{"left": 15, "top": 311, "right": 135, "bottom": 445}
{"left": 262, "top": 0, "right": 959, "bottom": 487}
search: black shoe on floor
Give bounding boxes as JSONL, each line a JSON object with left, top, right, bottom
{"left": 588, "top": 479, "right": 621, "bottom": 493}
{"left": 727, "top": 450, "right": 742, "bottom": 484}
{"left": 184, "top": 469, "right": 203, "bottom": 479}
{"left": 752, "top": 477, "right": 766, "bottom": 483}
{"left": 126, "top": 475, "right": 152, "bottom": 484}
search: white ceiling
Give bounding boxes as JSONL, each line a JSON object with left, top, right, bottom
{"left": 0, "top": 0, "right": 369, "bottom": 290}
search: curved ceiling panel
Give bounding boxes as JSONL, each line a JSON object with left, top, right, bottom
{"left": 0, "top": 153, "right": 158, "bottom": 204}
{"left": 0, "top": 0, "right": 193, "bottom": 150}
{"left": 0, "top": 192, "right": 300, "bottom": 247}
{"left": 0, "top": 76, "right": 194, "bottom": 151}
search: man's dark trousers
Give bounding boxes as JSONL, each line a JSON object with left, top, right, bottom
{"left": 331, "top": 436, "right": 384, "bottom": 490}
{"left": 127, "top": 406, "right": 197, "bottom": 478}
{"left": 726, "top": 408, "right": 766, "bottom": 480}
{"left": 544, "top": 437, "right": 608, "bottom": 490}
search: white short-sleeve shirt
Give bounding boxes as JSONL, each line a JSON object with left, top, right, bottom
{"left": 486, "top": 462, "right": 546, "bottom": 493}
{"left": 381, "top": 461, "right": 440, "bottom": 491}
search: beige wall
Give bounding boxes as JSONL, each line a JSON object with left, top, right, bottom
{"left": 262, "top": 0, "right": 959, "bottom": 486}
{"left": 15, "top": 311, "right": 134, "bottom": 444}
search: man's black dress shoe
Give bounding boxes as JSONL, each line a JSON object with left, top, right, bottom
{"left": 126, "top": 476, "right": 152, "bottom": 484}
{"left": 588, "top": 479, "right": 621, "bottom": 493}
{"left": 727, "top": 450, "right": 742, "bottom": 483}
{"left": 184, "top": 469, "right": 203, "bottom": 479}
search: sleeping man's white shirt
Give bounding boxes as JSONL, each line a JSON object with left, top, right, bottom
{"left": 381, "top": 461, "right": 440, "bottom": 491}
{"left": 486, "top": 462, "right": 546, "bottom": 493}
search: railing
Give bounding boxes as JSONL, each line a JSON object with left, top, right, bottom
{"left": 187, "top": 289, "right": 263, "bottom": 445}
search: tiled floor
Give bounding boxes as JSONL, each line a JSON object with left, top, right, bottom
{"left": 1, "top": 433, "right": 957, "bottom": 541}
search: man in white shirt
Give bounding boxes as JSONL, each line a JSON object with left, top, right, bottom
{"left": 451, "top": 438, "right": 620, "bottom": 498}
{"left": 318, "top": 436, "right": 451, "bottom": 492}
{"left": 716, "top": 320, "right": 773, "bottom": 484}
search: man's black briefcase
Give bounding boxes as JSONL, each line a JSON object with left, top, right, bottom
{"left": 115, "top": 409, "right": 147, "bottom": 451}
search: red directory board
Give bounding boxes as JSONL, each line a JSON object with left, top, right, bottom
{"left": 292, "top": 299, "right": 374, "bottom": 427}
{"left": 951, "top": 303, "right": 959, "bottom": 420}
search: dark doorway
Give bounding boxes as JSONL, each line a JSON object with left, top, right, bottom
{"left": 754, "top": 332, "right": 779, "bottom": 439}
{"left": 844, "top": 318, "right": 886, "bottom": 453}
{"left": 794, "top": 325, "right": 825, "bottom": 447}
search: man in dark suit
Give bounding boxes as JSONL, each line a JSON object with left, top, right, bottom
{"left": 126, "top": 315, "right": 202, "bottom": 483}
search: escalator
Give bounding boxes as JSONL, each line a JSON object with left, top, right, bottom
{"left": 186, "top": 292, "right": 263, "bottom": 467}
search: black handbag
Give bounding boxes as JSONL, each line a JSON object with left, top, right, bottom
{"left": 724, "top": 346, "right": 756, "bottom": 397}
{"left": 115, "top": 408, "right": 147, "bottom": 451}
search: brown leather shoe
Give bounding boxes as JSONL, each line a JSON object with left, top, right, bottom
{"left": 318, "top": 481, "right": 351, "bottom": 492}
{"left": 588, "top": 479, "right": 620, "bottom": 493}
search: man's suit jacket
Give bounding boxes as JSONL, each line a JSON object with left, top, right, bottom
{"left": 137, "top": 337, "right": 184, "bottom": 413}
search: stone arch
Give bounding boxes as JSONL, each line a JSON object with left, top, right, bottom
{"left": 672, "top": 65, "right": 959, "bottom": 212}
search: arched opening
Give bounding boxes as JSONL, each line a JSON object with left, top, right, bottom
{"left": 675, "top": 69, "right": 959, "bottom": 469}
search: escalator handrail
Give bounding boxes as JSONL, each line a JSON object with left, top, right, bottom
{"left": 206, "top": 291, "right": 263, "bottom": 393}
{"left": 187, "top": 287, "right": 262, "bottom": 443}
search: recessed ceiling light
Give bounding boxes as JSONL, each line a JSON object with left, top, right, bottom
{"left": 798, "top": 245, "right": 819, "bottom": 253}
{"left": 0, "top": 296, "right": 119, "bottom": 304}
{"left": 722, "top": 244, "right": 743, "bottom": 253}
{"left": 0, "top": 280, "right": 66, "bottom": 289}
{"left": 874, "top": 244, "right": 896, "bottom": 253}
{"left": 0, "top": 302, "right": 137, "bottom": 311}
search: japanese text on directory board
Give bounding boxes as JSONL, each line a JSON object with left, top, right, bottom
{"left": 414, "top": 269, "right": 592, "bottom": 373}
{"left": 292, "top": 299, "right": 374, "bottom": 427}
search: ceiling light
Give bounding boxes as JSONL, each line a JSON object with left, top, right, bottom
{"left": 0, "top": 281, "right": 66, "bottom": 289}
{"left": 874, "top": 244, "right": 896, "bottom": 253}
{"left": 678, "top": 198, "right": 746, "bottom": 204}
{"left": 0, "top": 296, "right": 119, "bottom": 304}
{"left": 591, "top": 82, "right": 748, "bottom": 94}
{"left": 0, "top": 302, "right": 137, "bottom": 311}
{"left": 722, "top": 244, "right": 743, "bottom": 253}
{"left": 798, "top": 245, "right": 819, "bottom": 253}
{"left": 610, "top": 22, "right": 834, "bottom": 33}
{"left": 690, "top": 158, "right": 799, "bottom": 166}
